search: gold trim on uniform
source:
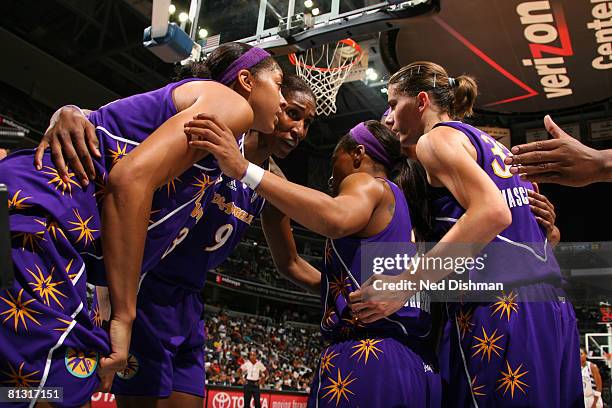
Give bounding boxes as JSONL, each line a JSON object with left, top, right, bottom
{"left": 496, "top": 361, "right": 529, "bottom": 399}
{"left": 322, "top": 369, "right": 357, "bottom": 406}
{"left": 471, "top": 326, "right": 504, "bottom": 362}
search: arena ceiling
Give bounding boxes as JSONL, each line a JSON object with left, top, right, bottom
{"left": 1, "top": 0, "right": 611, "bottom": 191}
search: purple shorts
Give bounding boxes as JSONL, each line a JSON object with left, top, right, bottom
{"left": 308, "top": 336, "right": 441, "bottom": 408}
{"left": 0, "top": 214, "right": 109, "bottom": 408}
{"left": 439, "top": 283, "right": 583, "bottom": 407}
{"left": 111, "top": 272, "right": 205, "bottom": 398}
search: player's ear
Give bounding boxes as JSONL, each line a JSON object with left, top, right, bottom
{"left": 416, "top": 91, "right": 428, "bottom": 113}
{"left": 353, "top": 145, "right": 365, "bottom": 168}
{"left": 236, "top": 69, "right": 254, "bottom": 94}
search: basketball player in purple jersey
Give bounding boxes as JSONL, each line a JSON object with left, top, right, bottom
{"left": 37, "top": 74, "right": 316, "bottom": 407}
{"left": 351, "top": 61, "right": 582, "bottom": 407}
{"left": 381, "top": 110, "right": 560, "bottom": 247}
{"left": 110, "top": 76, "right": 317, "bottom": 407}
{"left": 187, "top": 119, "right": 441, "bottom": 407}
{"left": 0, "top": 42, "right": 285, "bottom": 407}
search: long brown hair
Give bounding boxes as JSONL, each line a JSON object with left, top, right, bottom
{"left": 388, "top": 61, "right": 478, "bottom": 120}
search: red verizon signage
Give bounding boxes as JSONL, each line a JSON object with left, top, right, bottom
{"left": 91, "top": 388, "right": 308, "bottom": 408}
{"left": 393, "top": 0, "right": 612, "bottom": 113}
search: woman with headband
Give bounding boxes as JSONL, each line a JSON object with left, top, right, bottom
{"left": 0, "top": 42, "right": 285, "bottom": 408}
{"left": 351, "top": 61, "right": 581, "bottom": 407}
{"left": 186, "top": 119, "right": 440, "bottom": 407}
{"left": 38, "top": 73, "right": 317, "bottom": 407}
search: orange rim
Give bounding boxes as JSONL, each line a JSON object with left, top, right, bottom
{"left": 288, "top": 38, "right": 362, "bottom": 72}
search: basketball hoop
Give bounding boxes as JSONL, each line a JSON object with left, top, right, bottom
{"left": 289, "top": 39, "right": 362, "bottom": 116}
{"left": 605, "top": 352, "right": 612, "bottom": 368}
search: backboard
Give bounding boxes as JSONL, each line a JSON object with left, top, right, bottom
{"left": 194, "top": 0, "right": 438, "bottom": 54}
{"left": 586, "top": 332, "right": 612, "bottom": 363}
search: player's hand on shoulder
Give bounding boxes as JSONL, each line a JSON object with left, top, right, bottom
{"left": 36, "top": 105, "right": 99, "bottom": 187}
{"left": 185, "top": 112, "right": 249, "bottom": 180}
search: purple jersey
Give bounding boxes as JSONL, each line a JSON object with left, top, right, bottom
{"left": 84, "top": 78, "right": 222, "bottom": 283}
{"left": 322, "top": 178, "right": 431, "bottom": 340}
{"left": 430, "top": 121, "right": 561, "bottom": 286}
{"left": 150, "top": 148, "right": 267, "bottom": 289}
{"left": 310, "top": 178, "right": 441, "bottom": 408}
{"left": 0, "top": 78, "right": 222, "bottom": 405}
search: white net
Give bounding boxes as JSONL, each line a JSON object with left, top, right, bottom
{"left": 290, "top": 39, "right": 362, "bottom": 116}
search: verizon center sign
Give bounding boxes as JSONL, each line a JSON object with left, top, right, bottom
{"left": 394, "top": 0, "right": 612, "bottom": 112}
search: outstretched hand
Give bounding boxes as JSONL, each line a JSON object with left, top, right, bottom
{"left": 504, "top": 115, "right": 605, "bottom": 187}
{"left": 184, "top": 113, "right": 249, "bottom": 180}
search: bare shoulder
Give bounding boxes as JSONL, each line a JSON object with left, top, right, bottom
{"left": 174, "top": 80, "right": 251, "bottom": 113}
{"left": 339, "top": 172, "right": 385, "bottom": 197}
{"left": 422, "top": 125, "right": 466, "bottom": 149}
{"left": 417, "top": 125, "right": 475, "bottom": 164}
{"left": 175, "top": 80, "right": 253, "bottom": 136}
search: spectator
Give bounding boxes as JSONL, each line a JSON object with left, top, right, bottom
{"left": 204, "top": 309, "right": 320, "bottom": 390}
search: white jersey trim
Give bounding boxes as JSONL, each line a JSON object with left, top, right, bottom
{"left": 29, "top": 301, "right": 84, "bottom": 408}
{"left": 434, "top": 216, "right": 549, "bottom": 262}
{"left": 96, "top": 126, "right": 217, "bottom": 171}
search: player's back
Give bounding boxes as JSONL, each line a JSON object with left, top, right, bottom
{"left": 84, "top": 78, "right": 223, "bottom": 281}
{"left": 431, "top": 121, "right": 561, "bottom": 286}
{"left": 323, "top": 178, "right": 431, "bottom": 341}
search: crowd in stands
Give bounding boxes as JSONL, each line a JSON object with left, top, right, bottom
{"left": 215, "top": 240, "right": 323, "bottom": 292}
{"left": 205, "top": 308, "right": 322, "bottom": 392}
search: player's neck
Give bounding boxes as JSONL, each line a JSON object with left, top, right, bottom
{"left": 243, "top": 130, "right": 271, "bottom": 166}
{"left": 423, "top": 110, "right": 453, "bottom": 134}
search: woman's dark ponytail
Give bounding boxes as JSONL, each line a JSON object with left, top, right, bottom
{"left": 395, "top": 159, "right": 433, "bottom": 242}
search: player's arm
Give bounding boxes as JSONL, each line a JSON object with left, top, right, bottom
{"left": 261, "top": 203, "right": 321, "bottom": 293}
{"left": 418, "top": 127, "right": 512, "bottom": 245}
{"left": 35, "top": 105, "right": 99, "bottom": 186}
{"left": 260, "top": 158, "right": 321, "bottom": 293}
{"left": 591, "top": 363, "right": 603, "bottom": 406}
{"left": 185, "top": 115, "right": 383, "bottom": 239}
{"left": 256, "top": 171, "right": 382, "bottom": 239}
{"left": 98, "top": 83, "right": 252, "bottom": 389}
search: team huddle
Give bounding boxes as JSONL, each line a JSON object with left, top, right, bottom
{"left": 0, "top": 43, "right": 584, "bottom": 408}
